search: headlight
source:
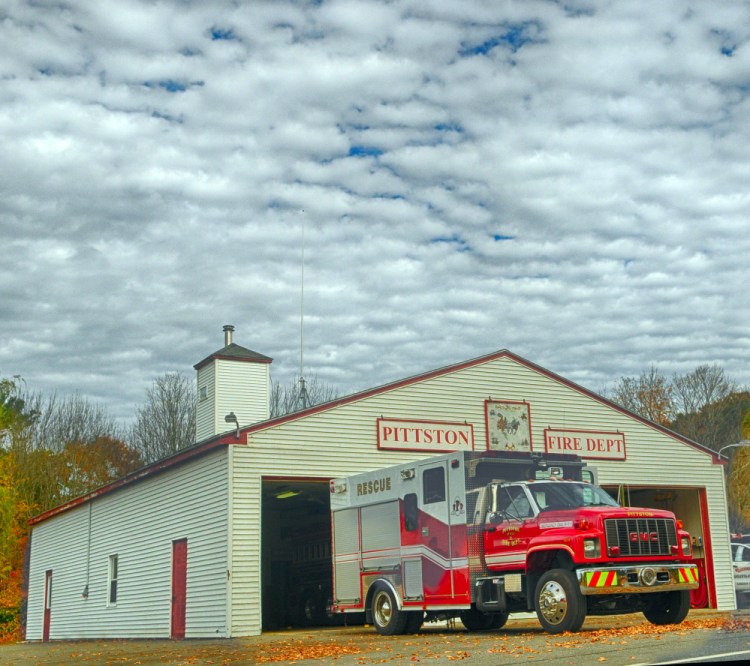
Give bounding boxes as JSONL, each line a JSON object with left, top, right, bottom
{"left": 583, "top": 538, "right": 601, "bottom": 558}
{"left": 681, "top": 536, "right": 692, "bottom": 556}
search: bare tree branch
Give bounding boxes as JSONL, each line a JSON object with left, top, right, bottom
{"left": 129, "top": 372, "right": 196, "bottom": 464}
{"left": 269, "top": 375, "right": 338, "bottom": 418}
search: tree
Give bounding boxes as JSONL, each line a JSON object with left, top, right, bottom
{"left": 269, "top": 375, "right": 339, "bottom": 418}
{"left": 5, "top": 387, "right": 129, "bottom": 512}
{"left": 671, "top": 365, "right": 738, "bottom": 451}
{"left": 0, "top": 376, "right": 35, "bottom": 643}
{"left": 26, "top": 392, "right": 124, "bottom": 453}
{"left": 726, "top": 409, "right": 750, "bottom": 533}
{"left": 607, "top": 366, "right": 673, "bottom": 426}
{"left": 1, "top": 375, "right": 138, "bottom": 642}
{"left": 0, "top": 450, "right": 30, "bottom": 643}
{"left": 1, "top": 376, "right": 35, "bottom": 446}
{"left": 55, "top": 436, "right": 143, "bottom": 501}
{"left": 130, "top": 372, "right": 196, "bottom": 464}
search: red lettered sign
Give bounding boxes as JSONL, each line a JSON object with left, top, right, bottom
{"left": 544, "top": 428, "right": 626, "bottom": 460}
{"left": 377, "top": 418, "right": 474, "bottom": 452}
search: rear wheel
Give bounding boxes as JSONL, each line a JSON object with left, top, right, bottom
{"left": 534, "top": 569, "right": 586, "bottom": 634}
{"left": 488, "top": 610, "right": 509, "bottom": 630}
{"left": 371, "top": 586, "right": 408, "bottom": 635}
{"left": 404, "top": 611, "right": 424, "bottom": 634}
{"left": 643, "top": 591, "right": 690, "bottom": 625}
{"left": 459, "top": 608, "right": 508, "bottom": 631}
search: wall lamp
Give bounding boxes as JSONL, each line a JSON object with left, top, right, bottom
{"left": 717, "top": 439, "right": 750, "bottom": 460}
{"left": 224, "top": 412, "right": 240, "bottom": 439}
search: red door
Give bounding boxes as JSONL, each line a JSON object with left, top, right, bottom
{"left": 483, "top": 484, "right": 537, "bottom": 571}
{"left": 42, "top": 570, "right": 52, "bottom": 642}
{"left": 171, "top": 539, "right": 188, "bottom": 639}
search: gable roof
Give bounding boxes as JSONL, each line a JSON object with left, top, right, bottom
{"left": 29, "top": 348, "right": 721, "bottom": 526}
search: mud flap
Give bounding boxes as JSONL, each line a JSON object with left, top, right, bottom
{"left": 475, "top": 577, "right": 507, "bottom": 613}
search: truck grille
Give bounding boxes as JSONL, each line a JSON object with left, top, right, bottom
{"left": 604, "top": 518, "right": 677, "bottom": 557}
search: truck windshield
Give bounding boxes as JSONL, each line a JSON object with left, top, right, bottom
{"left": 530, "top": 482, "right": 619, "bottom": 511}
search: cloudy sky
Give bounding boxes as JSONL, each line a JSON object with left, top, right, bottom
{"left": 2, "top": 0, "right": 749, "bottom": 423}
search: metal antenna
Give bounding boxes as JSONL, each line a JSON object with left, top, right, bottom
{"left": 298, "top": 210, "right": 308, "bottom": 410}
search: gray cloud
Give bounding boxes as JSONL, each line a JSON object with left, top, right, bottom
{"left": 2, "top": 0, "right": 750, "bottom": 422}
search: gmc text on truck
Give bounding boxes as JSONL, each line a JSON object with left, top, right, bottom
{"left": 330, "top": 451, "right": 698, "bottom": 635}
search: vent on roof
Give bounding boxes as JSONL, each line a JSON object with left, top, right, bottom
{"left": 223, "top": 324, "right": 235, "bottom": 346}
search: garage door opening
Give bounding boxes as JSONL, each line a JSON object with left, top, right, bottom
{"left": 602, "top": 484, "right": 711, "bottom": 608}
{"left": 261, "top": 478, "right": 338, "bottom": 630}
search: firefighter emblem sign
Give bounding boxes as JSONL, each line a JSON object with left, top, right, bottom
{"left": 485, "top": 400, "right": 532, "bottom": 452}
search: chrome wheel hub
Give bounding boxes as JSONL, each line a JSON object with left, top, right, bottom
{"left": 373, "top": 591, "right": 393, "bottom": 627}
{"left": 538, "top": 580, "right": 569, "bottom": 625}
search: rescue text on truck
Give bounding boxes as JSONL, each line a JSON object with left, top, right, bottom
{"left": 330, "top": 451, "right": 698, "bottom": 635}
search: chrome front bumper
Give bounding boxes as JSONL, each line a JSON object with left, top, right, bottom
{"left": 577, "top": 564, "right": 699, "bottom": 595}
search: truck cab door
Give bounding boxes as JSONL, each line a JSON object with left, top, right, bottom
{"left": 483, "top": 484, "right": 537, "bottom": 571}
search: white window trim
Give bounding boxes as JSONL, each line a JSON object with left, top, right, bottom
{"left": 107, "top": 554, "right": 118, "bottom": 607}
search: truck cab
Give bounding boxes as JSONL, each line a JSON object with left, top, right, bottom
{"left": 480, "top": 479, "right": 620, "bottom": 571}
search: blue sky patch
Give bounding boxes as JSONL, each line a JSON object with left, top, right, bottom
{"left": 143, "top": 80, "right": 204, "bottom": 93}
{"left": 349, "top": 145, "right": 383, "bottom": 157}
{"left": 434, "top": 122, "right": 464, "bottom": 133}
{"left": 159, "top": 80, "right": 187, "bottom": 93}
{"left": 431, "top": 234, "right": 472, "bottom": 251}
{"left": 211, "top": 27, "right": 237, "bottom": 41}
{"left": 459, "top": 21, "right": 542, "bottom": 56}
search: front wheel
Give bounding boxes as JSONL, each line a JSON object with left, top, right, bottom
{"left": 534, "top": 569, "right": 587, "bottom": 634}
{"left": 643, "top": 591, "right": 690, "bottom": 625}
{"left": 371, "top": 586, "right": 407, "bottom": 635}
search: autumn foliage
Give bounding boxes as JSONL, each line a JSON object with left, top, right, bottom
{"left": 0, "top": 377, "right": 143, "bottom": 643}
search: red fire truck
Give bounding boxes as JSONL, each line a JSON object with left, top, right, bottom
{"left": 330, "top": 451, "right": 698, "bottom": 634}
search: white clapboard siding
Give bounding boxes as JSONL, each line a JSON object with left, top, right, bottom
{"left": 229, "top": 352, "right": 732, "bottom": 635}
{"left": 227, "top": 446, "right": 262, "bottom": 637}
{"left": 215, "top": 358, "right": 269, "bottom": 432}
{"left": 196, "top": 362, "right": 217, "bottom": 442}
{"left": 26, "top": 449, "right": 230, "bottom": 640}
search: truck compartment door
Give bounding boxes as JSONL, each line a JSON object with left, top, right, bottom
{"left": 417, "top": 461, "right": 457, "bottom": 600}
{"left": 333, "top": 508, "right": 362, "bottom": 604}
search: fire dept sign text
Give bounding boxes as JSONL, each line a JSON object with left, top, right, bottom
{"left": 377, "top": 418, "right": 474, "bottom": 452}
{"left": 544, "top": 428, "right": 626, "bottom": 460}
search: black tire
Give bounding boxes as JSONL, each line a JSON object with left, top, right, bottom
{"left": 299, "top": 590, "right": 320, "bottom": 626}
{"left": 489, "top": 610, "right": 510, "bottom": 630}
{"left": 371, "top": 586, "right": 408, "bottom": 635}
{"left": 404, "top": 611, "right": 424, "bottom": 634}
{"left": 459, "top": 608, "right": 507, "bottom": 631}
{"left": 643, "top": 591, "right": 691, "bottom": 625}
{"left": 534, "top": 569, "right": 587, "bottom": 634}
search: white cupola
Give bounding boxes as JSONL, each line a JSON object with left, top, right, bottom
{"left": 193, "top": 325, "right": 272, "bottom": 442}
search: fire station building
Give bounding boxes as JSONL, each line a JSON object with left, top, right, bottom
{"left": 25, "top": 327, "right": 735, "bottom": 640}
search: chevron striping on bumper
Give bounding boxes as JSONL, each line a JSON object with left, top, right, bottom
{"left": 585, "top": 570, "right": 618, "bottom": 587}
{"left": 678, "top": 567, "right": 699, "bottom": 584}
